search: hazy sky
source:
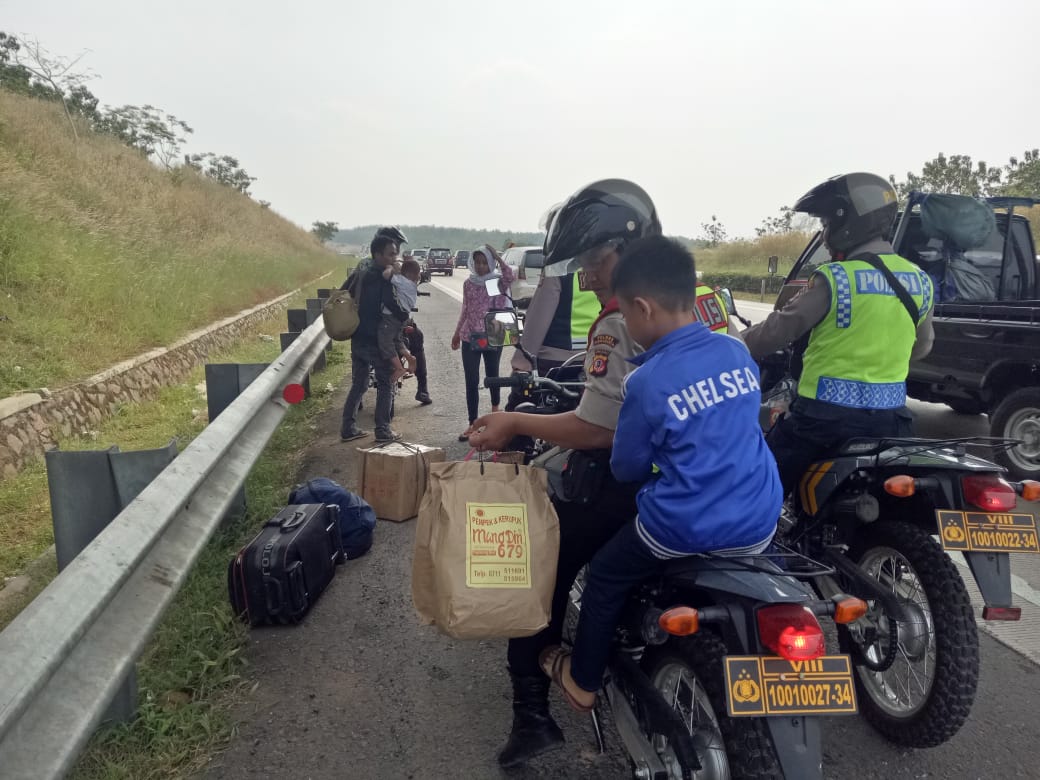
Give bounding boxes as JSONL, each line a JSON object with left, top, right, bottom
{"left": 6, "top": 0, "right": 1039, "bottom": 238}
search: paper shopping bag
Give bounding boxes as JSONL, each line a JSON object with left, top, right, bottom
{"left": 412, "top": 460, "right": 560, "bottom": 639}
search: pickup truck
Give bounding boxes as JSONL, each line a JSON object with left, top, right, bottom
{"left": 778, "top": 192, "right": 1040, "bottom": 479}
{"left": 427, "top": 248, "right": 454, "bottom": 276}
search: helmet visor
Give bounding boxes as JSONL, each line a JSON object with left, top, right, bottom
{"left": 544, "top": 239, "right": 622, "bottom": 278}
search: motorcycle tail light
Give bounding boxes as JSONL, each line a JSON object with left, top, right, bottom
{"left": 961, "top": 474, "right": 1017, "bottom": 511}
{"left": 757, "top": 604, "right": 826, "bottom": 661}
{"left": 658, "top": 607, "right": 699, "bottom": 636}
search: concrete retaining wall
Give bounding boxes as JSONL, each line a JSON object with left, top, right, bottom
{"left": 0, "top": 288, "right": 308, "bottom": 481}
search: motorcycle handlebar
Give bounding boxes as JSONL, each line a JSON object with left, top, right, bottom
{"left": 484, "top": 376, "right": 522, "bottom": 390}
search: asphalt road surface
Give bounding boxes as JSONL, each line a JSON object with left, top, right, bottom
{"left": 202, "top": 282, "right": 1040, "bottom": 780}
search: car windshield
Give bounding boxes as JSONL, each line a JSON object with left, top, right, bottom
{"left": 430, "top": 250, "right": 450, "bottom": 259}
{"left": 456, "top": 251, "right": 470, "bottom": 259}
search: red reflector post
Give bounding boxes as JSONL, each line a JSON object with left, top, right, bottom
{"left": 282, "top": 383, "right": 306, "bottom": 404}
{"left": 961, "top": 474, "right": 1017, "bottom": 512}
{"left": 982, "top": 606, "right": 1022, "bottom": 622}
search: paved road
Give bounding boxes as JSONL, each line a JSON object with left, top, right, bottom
{"left": 203, "top": 284, "right": 1040, "bottom": 779}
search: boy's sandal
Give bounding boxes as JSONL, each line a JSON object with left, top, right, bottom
{"left": 539, "top": 646, "right": 594, "bottom": 713}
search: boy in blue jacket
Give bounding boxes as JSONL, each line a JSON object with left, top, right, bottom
{"left": 540, "top": 236, "right": 782, "bottom": 711}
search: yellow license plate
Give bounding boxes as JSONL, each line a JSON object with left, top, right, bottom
{"left": 936, "top": 510, "right": 1040, "bottom": 554}
{"left": 724, "top": 655, "right": 857, "bottom": 717}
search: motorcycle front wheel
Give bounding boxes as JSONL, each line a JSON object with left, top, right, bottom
{"left": 641, "top": 633, "right": 782, "bottom": 780}
{"left": 843, "top": 521, "right": 979, "bottom": 747}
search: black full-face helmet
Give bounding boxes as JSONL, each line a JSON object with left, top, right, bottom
{"left": 794, "top": 172, "right": 898, "bottom": 257}
{"left": 374, "top": 226, "right": 408, "bottom": 245}
{"left": 543, "top": 179, "right": 661, "bottom": 276}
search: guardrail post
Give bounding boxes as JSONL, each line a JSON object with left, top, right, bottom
{"left": 282, "top": 329, "right": 326, "bottom": 371}
{"left": 760, "top": 278, "right": 766, "bottom": 302}
{"left": 44, "top": 439, "right": 179, "bottom": 724}
{"left": 286, "top": 308, "right": 308, "bottom": 332}
{"left": 306, "top": 298, "right": 333, "bottom": 355}
{"left": 204, "top": 363, "right": 270, "bottom": 517}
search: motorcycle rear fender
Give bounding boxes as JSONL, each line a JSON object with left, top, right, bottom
{"left": 963, "top": 550, "right": 1014, "bottom": 610}
{"left": 766, "top": 716, "right": 823, "bottom": 780}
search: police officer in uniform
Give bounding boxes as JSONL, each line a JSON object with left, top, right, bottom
{"left": 693, "top": 282, "right": 731, "bottom": 334}
{"left": 743, "top": 172, "right": 935, "bottom": 494}
{"left": 466, "top": 179, "right": 660, "bottom": 768}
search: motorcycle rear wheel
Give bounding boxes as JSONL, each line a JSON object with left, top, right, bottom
{"left": 642, "top": 633, "right": 782, "bottom": 780}
{"left": 843, "top": 521, "right": 979, "bottom": 747}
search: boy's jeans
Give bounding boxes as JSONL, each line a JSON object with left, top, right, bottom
{"left": 570, "top": 520, "right": 666, "bottom": 692}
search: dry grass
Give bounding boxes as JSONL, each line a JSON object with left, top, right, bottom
{"left": 694, "top": 231, "right": 814, "bottom": 276}
{"left": 0, "top": 89, "right": 342, "bottom": 396}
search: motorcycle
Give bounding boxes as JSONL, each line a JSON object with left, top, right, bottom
{"left": 718, "top": 290, "right": 1040, "bottom": 748}
{"left": 482, "top": 311, "right": 863, "bottom": 779}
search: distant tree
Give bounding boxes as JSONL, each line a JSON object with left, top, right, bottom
{"left": 185, "top": 152, "right": 256, "bottom": 194}
{"left": 755, "top": 206, "right": 795, "bottom": 237}
{"left": 97, "top": 104, "right": 193, "bottom": 169}
{"left": 700, "top": 215, "right": 728, "bottom": 248}
{"left": 0, "top": 33, "right": 98, "bottom": 138}
{"left": 311, "top": 221, "right": 339, "bottom": 242}
{"left": 258, "top": 200, "right": 271, "bottom": 209}
{"left": 1004, "top": 149, "right": 1040, "bottom": 198}
{"left": 889, "top": 153, "right": 1004, "bottom": 200}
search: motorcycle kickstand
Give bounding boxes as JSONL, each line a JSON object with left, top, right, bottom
{"left": 590, "top": 702, "right": 606, "bottom": 754}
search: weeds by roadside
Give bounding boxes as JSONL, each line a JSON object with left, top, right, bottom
{"left": 0, "top": 290, "right": 345, "bottom": 778}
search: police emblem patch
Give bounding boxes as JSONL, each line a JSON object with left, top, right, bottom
{"left": 590, "top": 351, "right": 610, "bottom": 377}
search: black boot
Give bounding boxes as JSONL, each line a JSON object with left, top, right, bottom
{"left": 497, "top": 672, "right": 565, "bottom": 768}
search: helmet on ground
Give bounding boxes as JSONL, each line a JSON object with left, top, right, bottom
{"left": 543, "top": 179, "right": 661, "bottom": 276}
{"left": 793, "top": 173, "right": 897, "bottom": 256}
{"left": 374, "top": 226, "right": 408, "bottom": 245}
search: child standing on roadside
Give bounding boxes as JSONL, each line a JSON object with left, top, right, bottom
{"left": 379, "top": 258, "right": 422, "bottom": 385}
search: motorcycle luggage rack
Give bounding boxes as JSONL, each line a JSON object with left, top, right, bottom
{"left": 666, "top": 542, "right": 834, "bottom": 581}
{"left": 839, "top": 435, "right": 1022, "bottom": 464}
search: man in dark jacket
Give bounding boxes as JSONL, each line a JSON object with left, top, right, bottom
{"left": 339, "top": 235, "right": 411, "bottom": 442}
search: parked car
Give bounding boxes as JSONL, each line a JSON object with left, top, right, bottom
{"left": 501, "top": 245, "right": 545, "bottom": 308}
{"left": 454, "top": 249, "right": 471, "bottom": 268}
{"left": 428, "top": 248, "right": 454, "bottom": 276}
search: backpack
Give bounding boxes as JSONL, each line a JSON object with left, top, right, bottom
{"left": 288, "top": 478, "right": 376, "bottom": 559}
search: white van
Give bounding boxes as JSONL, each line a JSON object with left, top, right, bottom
{"left": 501, "top": 245, "right": 545, "bottom": 308}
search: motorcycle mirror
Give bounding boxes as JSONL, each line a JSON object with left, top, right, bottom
{"left": 717, "top": 287, "right": 738, "bottom": 317}
{"left": 483, "top": 309, "right": 520, "bottom": 348}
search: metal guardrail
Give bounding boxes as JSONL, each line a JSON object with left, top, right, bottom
{"left": 0, "top": 317, "right": 331, "bottom": 780}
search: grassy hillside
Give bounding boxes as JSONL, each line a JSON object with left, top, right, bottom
{"left": 0, "top": 89, "right": 341, "bottom": 397}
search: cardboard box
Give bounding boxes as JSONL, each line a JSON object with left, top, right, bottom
{"left": 358, "top": 441, "right": 446, "bottom": 522}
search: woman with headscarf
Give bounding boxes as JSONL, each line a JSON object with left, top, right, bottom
{"left": 451, "top": 244, "right": 515, "bottom": 441}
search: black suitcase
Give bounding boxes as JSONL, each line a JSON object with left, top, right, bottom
{"left": 228, "top": 504, "right": 344, "bottom": 626}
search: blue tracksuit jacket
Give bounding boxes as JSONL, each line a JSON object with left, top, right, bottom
{"left": 611, "top": 322, "right": 782, "bottom": 557}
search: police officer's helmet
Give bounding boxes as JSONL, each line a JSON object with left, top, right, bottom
{"left": 543, "top": 179, "right": 661, "bottom": 276}
{"left": 374, "top": 226, "right": 408, "bottom": 245}
{"left": 794, "top": 173, "right": 898, "bottom": 256}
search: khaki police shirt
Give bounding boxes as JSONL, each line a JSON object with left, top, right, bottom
{"left": 575, "top": 310, "right": 642, "bottom": 431}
